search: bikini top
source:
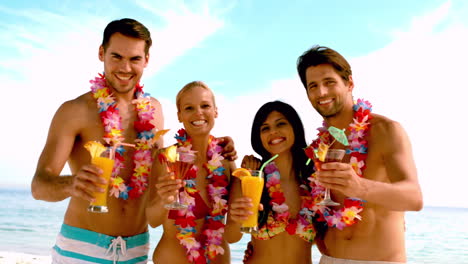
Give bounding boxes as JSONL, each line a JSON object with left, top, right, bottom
{"left": 251, "top": 163, "right": 316, "bottom": 242}
{"left": 168, "top": 190, "right": 210, "bottom": 220}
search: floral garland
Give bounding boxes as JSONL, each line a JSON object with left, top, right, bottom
{"left": 172, "top": 129, "right": 228, "bottom": 264}
{"left": 305, "top": 99, "right": 372, "bottom": 230}
{"left": 90, "top": 73, "right": 158, "bottom": 199}
{"left": 254, "top": 162, "right": 316, "bottom": 242}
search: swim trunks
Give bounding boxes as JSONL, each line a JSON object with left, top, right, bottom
{"left": 52, "top": 224, "right": 149, "bottom": 264}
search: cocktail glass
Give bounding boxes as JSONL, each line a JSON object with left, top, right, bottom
{"left": 164, "top": 158, "right": 191, "bottom": 210}
{"left": 88, "top": 149, "right": 115, "bottom": 213}
{"left": 316, "top": 149, "right": 345, "bottom": 207}
{"left": 240, "top": 170, "right": 264, "bottom": 233}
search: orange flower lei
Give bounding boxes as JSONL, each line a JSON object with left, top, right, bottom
{"left": 172, "top": 129, "right": 228, "bottom": 264}
{"left": 90, "top": 73, "right": 158, "bottom": 199}
{"left": 305, "top": 99, "right": 372, "bottom": 229}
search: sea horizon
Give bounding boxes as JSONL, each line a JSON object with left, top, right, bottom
{"left": 3, "top": 184, "right": 466, "bottom": 210}
{"left": 1, "top": 187, "right": 467, "bottom": 263}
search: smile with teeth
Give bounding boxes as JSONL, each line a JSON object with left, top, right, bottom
{"left": 192, "top": 120, "right": 207, "bottom": 126}
{"left": 318, "top": 98, "right": 333, "bottom": 105}
{"left": 115, "top": 74, "right": 133, "bottom": 81}
{"left": 270, "top": 137, "right": 285, "bottom": 145}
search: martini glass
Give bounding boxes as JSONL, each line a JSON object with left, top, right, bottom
{"left": 164, "top": 157, "right": 191, "bottom": 210}
{"left": 316, "top": 149, "right": 345, "bottom": 207}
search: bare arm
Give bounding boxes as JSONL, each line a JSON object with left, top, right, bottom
{"left": 31, "top": 101, "right": 100, "bottom": 202}
{"left": 319, "top": 119, "right": 423, "bottom": 211}
{"left": 217, "top": 136, "right": 238, "bottom": 161}
{"left": 151, "top": 97, "right": 165, "bottom": 148}
{"left": 361, "top": 120, "right": 423, "bottom": 210}
{"left": 146, "top": 153, "right": 182, "bottom": 228}
{"left": 224, "top": 177, "right": 246, "bottom": 243}
{"left": 224, "top": 155, "right": 261, "bottom": 243}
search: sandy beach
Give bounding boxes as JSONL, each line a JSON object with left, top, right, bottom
{"left": 0, "top": 252, "right": 50, "bottom": 264}
{"left": 0, "top": 252, "right": 161, "bottom": 264}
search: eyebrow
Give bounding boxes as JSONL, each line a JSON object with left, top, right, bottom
{"left": 110, "top": 52, "right": 143, "bottom": 60}
{"left": 261, "top": 117, "right": 287, "bottom": 126}
{"left": 307, "top": 77, "right": 336, "bottom": 87}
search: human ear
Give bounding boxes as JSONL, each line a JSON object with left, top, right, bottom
{"left": 177, "top": 111, "right": 182, "bottom": 123}
{"left": 98, "top": 45, "right": 105, "bottom": 62}
{"left": 347, "top": 75, "right": 354, "bottom": 92}
{"left": 144, "top": 53, "right": 149, "bottom": 68}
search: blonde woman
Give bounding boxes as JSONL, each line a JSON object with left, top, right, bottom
{"left": 147, "top": 81, "right": 234, "bottom": 264}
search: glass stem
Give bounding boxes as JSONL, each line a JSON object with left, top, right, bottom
{"left": 324, "top": 188, "right": 331, "bottom": 200}
{"left": 175, "top": 190, "right": 180, "bottom": 204}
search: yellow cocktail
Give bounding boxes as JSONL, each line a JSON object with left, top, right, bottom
{"left": 240, "top": 170, "right": 264, "bottom": 233}
{"left": 84, "top": 141, "right": 115, "bottom": 213}
{"left": 88, "top": 156, "right": 114, "bottom": 213}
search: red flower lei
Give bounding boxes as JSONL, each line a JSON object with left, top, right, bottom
{"left": 172, "top": 129, "right": 228, "bottom": 263}
{"left": 90, "top": 73, "right": 158, "bottom": 200}
{"left": 305, "top": 99, "right": 372, "bottom": 230}
{"left": 253, "top": 162, "right": 317, "bottom": 242}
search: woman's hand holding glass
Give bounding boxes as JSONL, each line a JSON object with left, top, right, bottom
{"left": 229, "top": 197, "right": 264, "bottom": 223}
{"left": 154, "top": 172, "right": 183, "bottom": 207}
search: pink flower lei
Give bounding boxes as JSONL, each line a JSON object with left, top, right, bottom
{"left": 173, "top": 129, "right": 229, "bottom": 264}
{"left": 305, "top": 99, "right": 372, "bottom": 230}
{"left": 90, "top": 73, "right": 158, "bottom": 200}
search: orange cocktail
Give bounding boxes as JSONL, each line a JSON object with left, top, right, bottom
{"left": 88, "top": 156, "right": 114, "bottom": 213}
{"left": 240, "top": 170, "right": 264, "bottom": 233}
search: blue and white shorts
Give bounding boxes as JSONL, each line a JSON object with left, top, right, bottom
{"left": 52, "top": 224, "right": 149, "bottom": 264}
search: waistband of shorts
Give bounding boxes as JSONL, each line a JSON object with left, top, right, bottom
{"left": 60, "top": 223, "right": 149, "bottom": 249}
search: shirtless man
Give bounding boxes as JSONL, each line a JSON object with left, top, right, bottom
{"left": 31, "top": 18, "right": 236, "bottom": 263}
{"left": 296, "top": 45, "right": 423, "bottom": 264}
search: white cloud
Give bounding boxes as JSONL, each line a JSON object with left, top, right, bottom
{"left": 0, "top": 1, "right": 230, "bottom": 185}
{"left": 1, "top": 1, "right": 467, "bottom": 209}
{"left": 351, "top": 5, "right": 468, "bottom": 208}
{"left": 270, "top": 1, "right": 467, "bottom": 208}
{"left": 164, "top": 0, "right": 468, "bottom": 208}
{"left": 137, "top": 0, "right": 231, "bottom": 76}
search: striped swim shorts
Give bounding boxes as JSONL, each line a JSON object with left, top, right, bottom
{"left": 52, "top": 224, "right": 149, "bottom": 264}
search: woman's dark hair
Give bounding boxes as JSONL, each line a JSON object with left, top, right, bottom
{"left": 250, "top": 101, "right": 314, "bottom": 227}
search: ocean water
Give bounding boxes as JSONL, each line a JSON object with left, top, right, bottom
{"left": 1, "top": 188, "right": 467, "bottom": 264}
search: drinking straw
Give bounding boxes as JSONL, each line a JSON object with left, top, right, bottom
{"left": 259, "top": 154, "right": 279, "bottom": 174}
{"left": 110, "top": 142, "right": 136, "bottom": 160}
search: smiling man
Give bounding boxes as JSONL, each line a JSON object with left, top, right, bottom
{"left": 31, "top": 18, "right": 237, "bottom": 264}
{"left": 31, "top": 18, "right": 160, "bottom": 263}
{"left": 297, "top": 45, "right": 423, "bottom": 264}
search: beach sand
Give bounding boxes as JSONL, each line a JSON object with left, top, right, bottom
{"left": 0, "top": 252, "right": 50, "bottom": 264}
{"left": 0, "top": 252, "right": 161, "bottom": 264}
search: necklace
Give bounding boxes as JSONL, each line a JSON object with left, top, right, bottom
{"left": 173, "top": 129, "right": 228, "bottom": 263}
{"left": 305, "top": 99, "right": 372, "bottom": 230}
{"left": 253, "top": 162, "right": 316, "bottom": 242}
{"left": 90, "top": 73, "right": 157, "bottom": 200}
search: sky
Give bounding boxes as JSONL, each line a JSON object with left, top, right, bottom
{"left": 1, "top": 0, "right": 467, "bottom": 208}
